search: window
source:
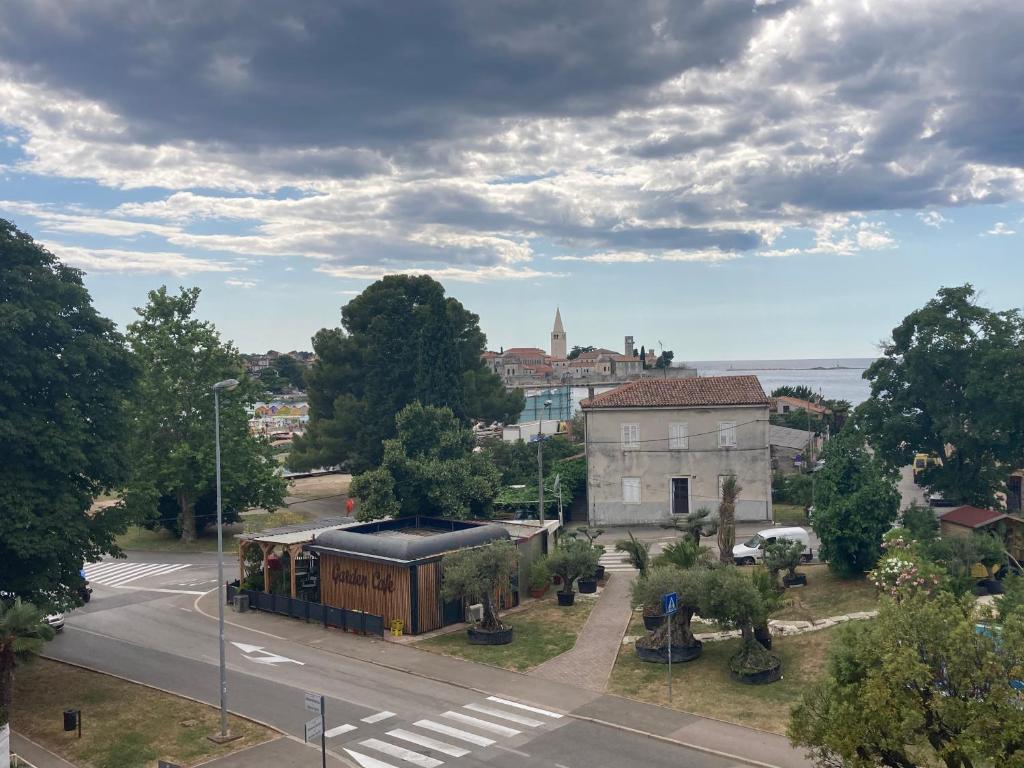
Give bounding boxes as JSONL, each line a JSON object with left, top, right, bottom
{"left": 622, "top": 477, "right": 641, "bottom": 504}
{"left": 621, "top": 423, "right": 640, "bottom": 450}
{"left": 718, "top": 421, "right": 737, "bottom": 448}
{"left": 669, "top": 422, "right": 689, "bottom": 450}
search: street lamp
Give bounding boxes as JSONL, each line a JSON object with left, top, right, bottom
{"left": 212, "top": 377, "right": 238, "bottom": 741}
{"left": 537, "top": 399, "right": 552, "bottom": 523}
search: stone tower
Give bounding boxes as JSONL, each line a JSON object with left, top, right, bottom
{"left": 551, "top": 308, "right": 567, "bottom": 359}
{"left": 624, "top": 335, "right": 635, "bottom": 357}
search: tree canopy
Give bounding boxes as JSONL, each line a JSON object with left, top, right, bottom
{"left": 122, "top": 287, "right": 286, "bottom": 541}
{"left": 348, "top": 402, "right": 502, "bottom": 521}
{"left": 567, "top": 345, "right": 595, "bottom": 360}
{"left": 291, "top": 275, "right": 523, "bottom": 472}
{"left": 440, "top": 539, "right": 517, "bottom": 632}
{"left": 272, "top": 353, "right": 306, "bottom": 390}
{"left": 789, "top": 592, "right": 1024, "bottom": 768}
{"left": 811, "top": 427, "right": 900, "bottom": 578}
{"left": 858, "top": 284, "right": 1024, "bottom": 507}
{"left": 770, "top": 385, "right": 822, "bottom": 403}
{"left": 0, "top": 220, "right": 137, "bottom": 610}
{"left": 654, "top": 349, "right": 674, "bottom": 369}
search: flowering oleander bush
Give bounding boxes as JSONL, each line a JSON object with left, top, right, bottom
{"left": 869, "top": 554, "right": 943, "bottom": 601}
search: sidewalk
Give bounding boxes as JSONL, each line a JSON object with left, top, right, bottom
{"left": 529, "top": 572, "right": 636, "bottom": 691}
{"left": 10, "top": 733, "right": 77, "bottom": 768}
{"left": 198, "top": 590, "right": 810, "bottom": 767}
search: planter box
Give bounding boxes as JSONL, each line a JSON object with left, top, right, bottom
{"left": 755, "top": 626, "right": 773, "bottom": 650}
{"left": 467, "top": 626, "right": 514, "bottom": 645}
{"left": 528, "top": 586, "right": 548, "bottom": 599}
{"left": 557, "top": 591, "right": 576, "bottom": 606}
{"left": 578, "top": 577, "right": 598, "bottom": 594}
{"left": 594, "top": 565, "right": 606, "bottom": 580}
{"left": 635, "top": 641, "right": 703, "bottom": 664}
{"left": 983, "top": 579, "right": 1005, "bottom": 595}
{"left": 783, "top": 573, "right": 807, "bottom": 588}
{"left": 730, "top": 662, "right": 782, "bottom": 685}
{"left": 643, "top": 613, "right": 666, "bottom": 632}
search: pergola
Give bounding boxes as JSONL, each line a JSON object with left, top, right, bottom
{"left": 236, "top": 517, "right": 355, "bottom": 598}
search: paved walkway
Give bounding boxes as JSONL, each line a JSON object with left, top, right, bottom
{"left": 10, "top": 733, "right": 78, "bottom": 768}
{"left": 529, "top": 572, "right": 636, "bottom": 691}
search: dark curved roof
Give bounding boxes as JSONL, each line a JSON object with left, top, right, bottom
{"left": 307, "top": 523, "right": 510, "bottom": 562}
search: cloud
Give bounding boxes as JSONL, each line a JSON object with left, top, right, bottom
{"left": 40, "top": 241, "right": 238, "bottom": 275}
{"left": 314, "top": 263, "right": 564, "bottom": 284}
{"left": 917, "top": 210, "right": 950, "bottom": 228}
{"left": 224, "top": 278, "right": 258, "bottom": 288}
{"left": 984, "top": 222, "right": 1016, "bottom": 236}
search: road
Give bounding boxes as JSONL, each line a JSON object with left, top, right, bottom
{"left": 53, "top": 554, "right": 776, "bottom": 768}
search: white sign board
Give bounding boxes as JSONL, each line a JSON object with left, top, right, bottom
{"left": 305, "top": 691, "right": 324, "bottom": 713}
{"left": 305, "top": 714, "right": 324, "bottom": 742}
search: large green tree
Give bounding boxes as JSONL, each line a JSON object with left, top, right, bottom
{"left": 0, "top": 220, "right": 137, "bottom": 610}
{"left": 122, "top": 287, "right": 286, "bottom": 542}
{"left": 349, "top": 402, "right": 502, "bottom": 521}
{"left": 858, "top": 284, "right": 1024, "bottom": 507}
{"left": 812, "top": 427, "right": 900, "bottom": 578}
{"left": 272, "top": 353, "right": 306, "bottom": 390}
{"left": 291, "top": 275, "right": 522, "bottom": 472}
{"left": 789, "top": 592, "right": 1024, "bottom": 768}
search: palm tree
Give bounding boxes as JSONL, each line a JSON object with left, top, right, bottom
{"left": 1, "top": 599, "right": 55, "bottom": 766}
{"left": 615, "top": 532, "right": 651, "bottom": 576}
{"left": 717, "top": 475, "right": 741, "bottom": 564}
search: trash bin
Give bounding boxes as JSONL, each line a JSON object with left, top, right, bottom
{"left": 232, "top": 594, "right": 249, "bottom": 613}
{"left": 390, "top": 619, "right": 404, "bottom": 637}
{"left": 63, "top": 709, "right": 78, "bottom": 732}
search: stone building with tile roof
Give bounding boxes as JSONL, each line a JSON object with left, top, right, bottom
{"left": 581, "top": 375, "right": 772, "bottom": 525}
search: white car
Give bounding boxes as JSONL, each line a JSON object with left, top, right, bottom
{"left": 44, "top": 613, "right": 65, "bottom": 633}
{"left": 732, "top": 526, "right": 812, "bottom": 565}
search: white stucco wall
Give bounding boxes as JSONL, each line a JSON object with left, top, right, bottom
{"left": 583, "top": 404, "right": 772, "bottom": 525}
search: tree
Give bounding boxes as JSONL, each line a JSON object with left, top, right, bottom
{"left": 548, "top": 539, "right": 599, "bottom": 594}
{"left": 631, "top": 565, "right": 705, "bottom": 652}
{"left": 653, "top": 539, "right": 712, "bottom": 571}
{"left": 654, "top": 350, "right": 674, "bottom": 369}
{"left": 666, "top": 506, "right": 718, "bottom": 546}
{"left": 900, "top": 503, "right": 939, "bottom": 542}
{"left": 440, "top": 539, "right": 518, "bottom": 633}
{"left": 258, "top": 366, "right": 285, "bottom": 394}
{"left": 615, "top": 532, "right": 651, "bottom": 577}
{"left": 770, "top": 385, "right": 821, "bottom": 403}
{"left": 291, "top": 275, "right": 522, "bottom": 472}
{"left": 1, "top": 599, "right": 56, "bottom": 766}
{"left": 349, "top": 402, "right": 501, "bottom": 521}
{"left": 717, "top": 476, "right": 741, "bottom": 564}
{"left": 272, "top": 353, "right": 306, "bottom": 390}
{"left": 0, "top": 220, "right": 137, "bottom": 610}
{"left": 789, "top": 592, "right": 1024, "bottom": 768}
{"left": 763, "top": 539, "right": 805, "bottom": 587}
{"left": 567, "top": 345, "right": 596, "bottom": 360}
{"left": 122, "top": 287, "right": 286, "bottom": 542}
{"left": 639, "top": 345, "right": 646, "bottom": 368}
{"left": 858, "top": 284, "right": 1024, "bottom": 508}
{"left": 972, "top": 531, "right": 1005, "bottom": 581}
{"left": 811, "top": 428, "right": 900, "bottom": 578}
{"left": 700, "top": 567, "right": 780, "bottom": 674}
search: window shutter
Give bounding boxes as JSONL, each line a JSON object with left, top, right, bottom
{"left": 669, "top": 423, "right": 688, "bottom": 450}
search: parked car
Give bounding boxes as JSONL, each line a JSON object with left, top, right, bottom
{"left": 44, "top": 612, "right": 65, "bottom": 633}
{"left": 733, "top": 526, "right": 813, "bottom": 565}
{"left": 926, "top": 490, "right": 958, "bottom": 508}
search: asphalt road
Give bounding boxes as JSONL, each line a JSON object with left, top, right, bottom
{"left": 51, "top": 558, "right": 756, "bottom": 768}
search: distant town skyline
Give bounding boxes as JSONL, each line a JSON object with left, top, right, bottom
{"left": 1, "top": 2, "right": 1021, "bottom": 359}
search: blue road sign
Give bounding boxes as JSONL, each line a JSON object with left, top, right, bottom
{"left": 662, "top": 592, "right": 678, "bottom": 616}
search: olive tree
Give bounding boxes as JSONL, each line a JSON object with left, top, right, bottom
{"left": 440, "top": 539, "right": 518, "bottom": 632}
{"left": 700, "top": 567, "right": 780, "bottom": 675}
{"left": 548, "top": 539, "right": 599, "bottom": 594}
{"left": 630, "top": 566, "right": 705, "bottom": 653}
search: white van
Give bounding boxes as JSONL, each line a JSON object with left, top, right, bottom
{"left": 732, "top": 526, "right": 812, "bottom": 565}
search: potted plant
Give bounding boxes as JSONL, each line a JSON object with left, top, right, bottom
{"left": 527, "top": 556, "right": 551, "bottom": 598}
{"left": 750, "top": 566, "right": 785, "bottom": 650}
{"left": 630, "top": 566, "right": 705, "bottom": 664}
{"left": 700, "top": 567, "right": 782, "bottom": 684}
{"left": 571, "top": 527, "right": 606, "bottom": 581}
{"left": 764, "top": 538, "right": 807, "bottom": 588}
{"left": 973, "top": 531, "right": 1006, "bottom": 594}
{"left": 548, "top": 539, "right": 598, "bottom": 606}
{"left": 615, "top": 532, "right": 651, "bottom": 576}
{"left": 441, "top": 539, "right": 518, "bottom": 645}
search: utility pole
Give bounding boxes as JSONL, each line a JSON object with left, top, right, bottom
{"left": 537, "top": 399, "right": 551, "bottom": 523}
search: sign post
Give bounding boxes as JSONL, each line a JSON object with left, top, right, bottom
{"left": 304, "top": 692, "right": 326, "bottom": 768}
{"left": 662, "top": 592, "right": 678, "bottom": 702}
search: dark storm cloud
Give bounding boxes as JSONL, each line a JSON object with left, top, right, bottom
{"left": 0, "top": 0, "right": 791, "bottom": 150}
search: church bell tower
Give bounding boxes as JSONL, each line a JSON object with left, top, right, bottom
{"left": 550, "top": 308, "right": 567, "bottom": 359}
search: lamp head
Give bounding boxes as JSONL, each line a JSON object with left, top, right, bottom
{"left": 213, "top": 378, "right": 240, "bottom": 392}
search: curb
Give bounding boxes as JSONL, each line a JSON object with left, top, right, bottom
{"left": 193, "top": 587, "right": 796, "bottom": 768}
{"left": 38, "top": 655, "right": 355, "bottom": 768}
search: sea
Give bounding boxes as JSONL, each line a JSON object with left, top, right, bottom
{"left": 519, "top": 357, "right": 875, "bottom": 421}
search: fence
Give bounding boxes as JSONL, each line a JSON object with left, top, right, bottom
{"left": 226, "top": 582, "right": 384, "bottom": 637}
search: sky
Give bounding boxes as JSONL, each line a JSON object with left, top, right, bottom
{"left": 1, "top": 0, "right": 1022, "bottom": 360}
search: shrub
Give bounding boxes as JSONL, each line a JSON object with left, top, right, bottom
{"left": 699, "top": 567, "right": 780, "bottom": 674}
{"left": 900, "top": 503, "right": 939, "bottom": 542}
{"left": 615, "top": 532, "right": 651, "bottom": 576}
{"left": 527, "top": 556, "right": 551, "bottom": 591}
{"left": 548, "top": 538, "right": 598, "bottom": 594}
{"left": 762, "top": 538, "right": 805, "bottom": 586}
{"left": 652, "top": 538, "right": 712, "bottom": 571}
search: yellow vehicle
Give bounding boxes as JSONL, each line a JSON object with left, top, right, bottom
{"left": 913, "top": 452, "right": 943, "bottom": 483}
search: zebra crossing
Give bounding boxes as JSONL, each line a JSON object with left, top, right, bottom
{"left": 599, "top": 550, "right": 636, "bottom": 573}
{"left": 330, "top": 696, "right": 563, "bottom": 768}
{"left": 83, "top": 560, "right": 191, "bottom": 587}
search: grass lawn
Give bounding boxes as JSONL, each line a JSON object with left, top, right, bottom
{"left": 772, "top": 564, "right": 877, "bottom": 622}
{"left": 772, "top": 503, "right": 809, "bottom": 525}
{"left": 12, "top": 658, "right": 271, "bottom": 768}
{"left": 608, "top": 626, "right": 839, "bottom": 734}
{"left": 415, "top": 593, "right": 597, "bottom": 671}
{"left": 115, "top": 508, "right": 322, "bottom": 553}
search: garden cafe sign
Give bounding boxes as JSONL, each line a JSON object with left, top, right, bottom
{"left": 331, "top": 566, "right": 396, "bottom": 594}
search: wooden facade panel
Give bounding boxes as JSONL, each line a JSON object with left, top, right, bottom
{"left": 320, "top": 554, "right": 411, "bottom": 629}
{"left": 417, "top": 560, "right": 443, "bottom": 633}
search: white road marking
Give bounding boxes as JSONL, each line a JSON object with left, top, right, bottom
{"left": 463, "top": 703, "right": 544, "bottom": 727}
{"left": 325, "top": 724, "right": 358, "bottom": 738}
{"left": 109, "top": 563, "right": 190, "bottom": 586}
{"left": 82, "top": 562, "right": 128, "bottom": 577}
{"left": 412, "top": 720, "right": 494, "bottom": 747}
{"left": 361, "top": 711, "right": 396, "bottom": 724}
{"left": 229, "top": 641, "right": 304, "bottom": 666}
{"left": 441, "top": 711, "right": 520, "bottom": 737}
{"left": 86, "top": 562, "right": 155, "bottom": 583}
{"left": 344, "top": 748, "right": 401, "bottom": 768}
{"left": 386, "top": 729, "right": 469, "bottom": 758}
{"left": 360, "top": 738, "right": 442, "bottom": 768}
{"left": 85, "top": 562, "right": 192, "bottom": 586}
{"left": 485, "top": 697, "right": 563, "bottom": 718}
{"left": 113, "top": 586, "right": 206, "bottom": 595}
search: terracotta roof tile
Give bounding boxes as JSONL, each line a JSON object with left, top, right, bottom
{"left": 939, "top": 506, "right": 1008, "bottom": 528}
{"left": 581, "top": 375, "right": 768, "bottom": 409}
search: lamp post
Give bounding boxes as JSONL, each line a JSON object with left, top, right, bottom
{"left": 212, "top": 377, "right": 239, "bottom": 741}
{"left": 537, "top": 399, "right": 552, "bottom": 523}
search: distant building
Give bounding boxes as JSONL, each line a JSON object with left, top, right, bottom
{"left": 550, "top": 308, "right": 567, "bottom": 360}
{"left": 581, "top": 375, "right": 772, "bottom": 525}
{"left": 771, "top": 396, "right": 831, "bottom": 417}
{"left": 769, "top": 425, "right": 812, "bottom": 475}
